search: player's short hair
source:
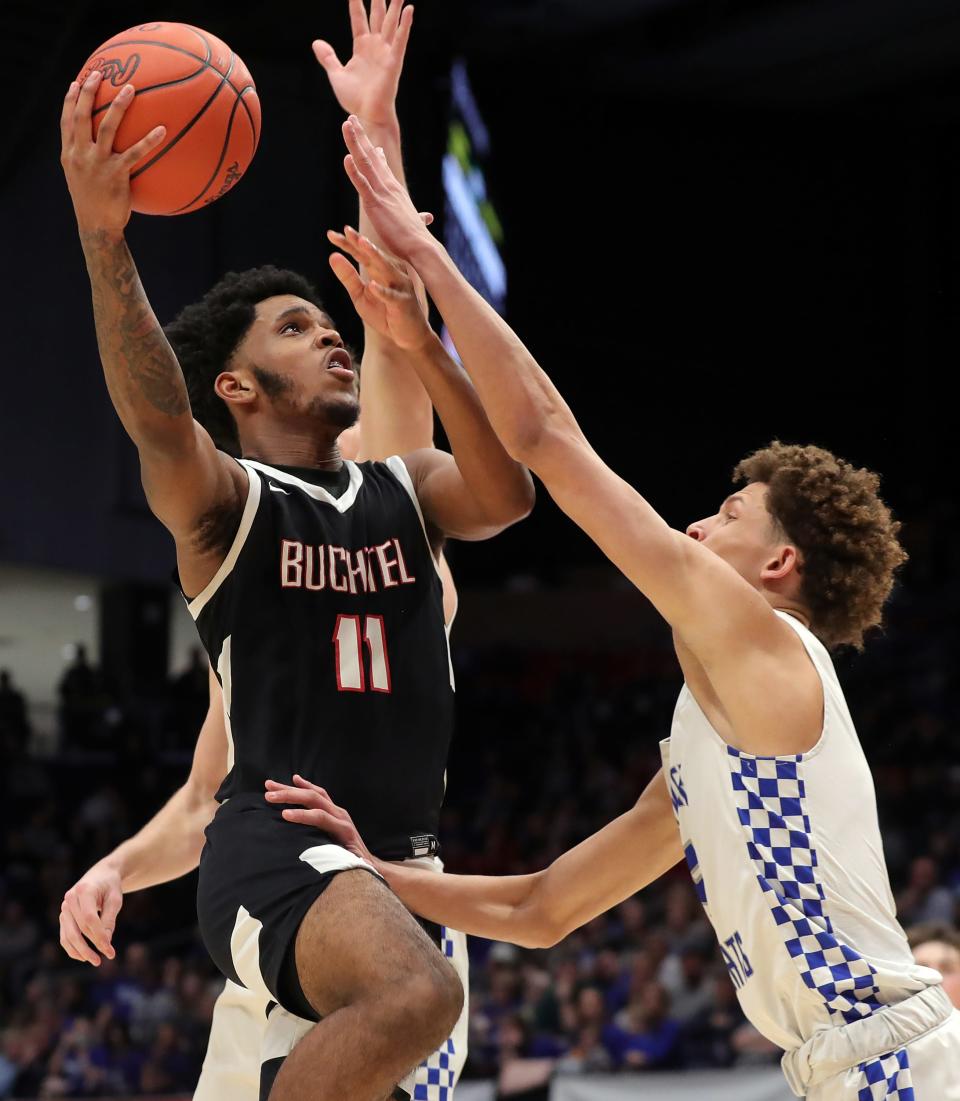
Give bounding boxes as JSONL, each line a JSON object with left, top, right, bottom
{"left": 164, "top": 265, "right": 328, "bottom": 456}
{"left": 733, "top": 441, "right": 907, "bottom": 650}
{"left": 906, "top": 921, "right": 960, "bottom": 952}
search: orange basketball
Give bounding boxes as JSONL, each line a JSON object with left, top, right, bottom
{"left": 77, "top": 22, "right": 261, "bottom": 216}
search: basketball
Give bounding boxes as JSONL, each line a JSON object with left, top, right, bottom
{"left": 76, "top": 22, "right": 261, "bottom": 216}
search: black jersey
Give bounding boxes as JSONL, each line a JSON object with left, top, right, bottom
{"left": 185, "top": 456, "right": 455, "bottom": 859}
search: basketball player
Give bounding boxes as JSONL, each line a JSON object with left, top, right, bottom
{"left": 268, "top": 116, "right": 960, "bottom": 1100}
{"left": 60, "top": 6, "right": 471, "bottom": 1098}
{"left": 58, "top": 23, "right": 534, "bottom": 1101}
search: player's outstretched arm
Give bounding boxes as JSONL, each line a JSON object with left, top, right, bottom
{"left": 59, "top": 666, "right": 227, "bottom": 967}
{"left": 315, "top": 0, "right": 434, "bottom": 457}
{"left": 60, "top": 75, "right": 245, "bottom": 592}
{"left": 340, "top": 117, "right": 820, "bottom": 747}
{"left": 329, "top": 226, "right": 534, "bottom": 539}
{"left": 317, "top": 1, "right": 463, "bottom": 615}
{"left": 266, "top": 771, "right": 683, "bottom": 948}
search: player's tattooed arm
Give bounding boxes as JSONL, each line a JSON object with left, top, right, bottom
{"left": 62, "top": 74, "right": 245, "bottom": 584}
{"left": 266, "top": 772, "right": 684, "bottom": 948}
{"left": 81, "top": 230, "right": 190, "bottom": 422}
{"left": 62, "top": 72, "right": 190, "bottom": 436}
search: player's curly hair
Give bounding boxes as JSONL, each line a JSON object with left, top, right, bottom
{"left": 733, "top": 441, "right": 907, "bottom": 651}
{"left": 163, "top": 265, "right": 328, "bottom": 456}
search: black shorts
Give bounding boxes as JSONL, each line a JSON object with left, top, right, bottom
{"left": 197, "top": 793, "right": 383, "bottom": 1021}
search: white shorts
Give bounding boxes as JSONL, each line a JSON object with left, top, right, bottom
{"left": 193, "top": 977, "right": 264, "bottom": 1101}
{"left": 807, "top": 1009, "right": 960, "bottom": 1101}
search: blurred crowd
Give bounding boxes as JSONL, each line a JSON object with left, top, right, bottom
{"left": 1, "top": 565, "right": 959, "bottom": 1098}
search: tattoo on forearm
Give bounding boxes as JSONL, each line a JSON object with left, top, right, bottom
{"left": 81, "top": 230, "right": 189, "bottom": 418}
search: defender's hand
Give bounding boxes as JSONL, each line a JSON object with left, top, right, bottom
{"left": 60, "top": 71, "right": 166, "bottom": 236}
{"left": 60, "top": 863, "right": 123, "bottom": 967}
{"left": 341, "top": 116, "right": 435, "bottom": 261}
{"left": 312, "top": 0, "right": 413, "bottom": 128}
{"left": 265, "top": 775, "right": 379, "bottom": 868}
{"left": 328, "top": 224, "right": 434, "bottom": 350}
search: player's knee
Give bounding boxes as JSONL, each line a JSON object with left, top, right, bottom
{"left": 386, "top": 958, "right": 462, "bottom": 1051}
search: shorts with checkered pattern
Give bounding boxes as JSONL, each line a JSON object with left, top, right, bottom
{"left": 806, "top": 1010, "right": 960, "bottom": 1101}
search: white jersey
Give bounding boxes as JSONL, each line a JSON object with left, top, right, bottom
{"left": 660, "top": 611, "right": 940, "bottom": 1057}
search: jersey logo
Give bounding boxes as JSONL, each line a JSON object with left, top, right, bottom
{"left": 683, "top": 842, "right": 708, "bottom": 907}
{"left": 268, "top": 483, "right": 291, "bottom": 495}
{"left": 281, "top": 538, "right": 416, "bottom": 594}
{"left": 668, "top": 764, "right": 688, "bottom": 813}
{"left": 720, "top": 929, "right": 754, "bottom": 989}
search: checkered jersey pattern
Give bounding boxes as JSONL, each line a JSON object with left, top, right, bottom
{"left": 412, "top": 928, "right": 457, "bottom": 1101}
{"left": 857, "top": 1048, "right": 914, "bottom": 1100}
{"left": 413, "top": 1036, "right": 457, "bottom": 1101}
{"left": 441, "top": 926, "right": 455, "bottom": 960}
{"left": 727, "top": 748, "right": 883, "bottom": 1025}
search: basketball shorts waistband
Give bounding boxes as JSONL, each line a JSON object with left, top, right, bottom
{"left": 781, "top": 984, "right": 954, "bottom": 1096}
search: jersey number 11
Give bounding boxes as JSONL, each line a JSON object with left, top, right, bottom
{"left": 333, "top": 614, "right": 392, "bottom": 694}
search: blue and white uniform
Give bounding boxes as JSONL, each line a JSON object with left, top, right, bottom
{"left": 661, "top": 611, "right": 960, "bottom": 1099}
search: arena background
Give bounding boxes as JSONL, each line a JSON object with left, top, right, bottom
{"left": 1, "top": 1, "right": 958, "bottom": 1098}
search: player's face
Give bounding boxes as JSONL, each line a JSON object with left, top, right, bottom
{"left": 237, "top": 295, "right": 360, "bottom": 427}
{"left": 685, "top": 482, "right": 785, "bottom": 586}
{"left": 913, "top": 940, "right": 960, "bottom": 976}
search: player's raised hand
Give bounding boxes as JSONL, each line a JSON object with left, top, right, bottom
{"left": 328, "top": 224, "right": 434, "bottom": 350}
{"left": 313, "top": 0, "right": 414, "bottom": 127}
{"left": 341, "top": 116, "right": 435, "bottom": 261}
{"left": 265, "top": 775, "right": 378, "bottom": 868}
{"left": 59, "top": 863, "right": 123, "bottom": 967}
{"left": 59, "top": 71, "right": 166, "bottom": 235}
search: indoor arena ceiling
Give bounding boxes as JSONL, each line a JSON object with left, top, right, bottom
{"left": 9, "top": 0, "right": 960, "bottom": 202}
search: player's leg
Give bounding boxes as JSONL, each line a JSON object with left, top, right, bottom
{"left": 193, "top": 978, "right": 267, "bottom": 1101}
{"left": 259, "top": 925, "right": 468, "bottom": 1101}
{"left": 268, "top": 868, "right": 463, "bottom": 1101}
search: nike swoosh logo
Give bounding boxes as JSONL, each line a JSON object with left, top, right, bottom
{"left": 268, "top": 483, "right": 291, "bottom": 495}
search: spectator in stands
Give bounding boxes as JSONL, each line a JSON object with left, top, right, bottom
{"left": 908, "top": 921, "right": 960, "bottom": 1007}
{"left": 602, "top": 981, "right": 680, "bottom": 1070}
{"left": 0, "top": 670, "right": 29, "bottom": 751}
{"left": 87, "top": 1017, "right": 144, "bottom": 1095}
{"left": 593, "top": 948, "right": 629, "bottom": 1014}
{"left": 166, "top": 647, "right": 209, "bottom": 750}
{"left": 0, "top": 585, "right": 957, "bottom": 1094}
{"left": 659, "top": 947, "right": 714, "bottom": 1024}
{"left": 678, "top": 970, "right": 743, "bottom": 1068}
{"left": 56, "top": 645, "right": 104, "bottom": 751}
{"left": 553, "top": 1023, "right": 611, "bottom": 1074}
{"left": 0, "top": 901, "right": 39, "bottom": 966}
{"left": 141, "top": 1021, "right": 201, "bottom": 1094}
{"left": 40, "top": 1015, "right": 106, "bottom": 1097}
{"left": 897, "top": 855, "right": 957, "bottom": 925}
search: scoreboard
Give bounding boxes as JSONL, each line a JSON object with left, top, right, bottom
{"left": 442, "top": 60, "right": 506, "bottom": 358}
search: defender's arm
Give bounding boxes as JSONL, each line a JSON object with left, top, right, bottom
{"left": 314, "top": 0, "right": 434, "bottom": 457}
{"left": 341, "top": 118, "right": 816, "bottom": 751}
{"left": 106, "top": 665, "right": 226, "bottom": 892}
{"left": 268, "top": 770, "right": 683, "bottom": 949}
{"left": 329, "top": 229, "right": 534, "bottom": 541}
{"left": 316, "top": 1, "right": 460, "bottom": 618}
{"left": 60, "top": 666, "right": 227, "bottom": 965}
